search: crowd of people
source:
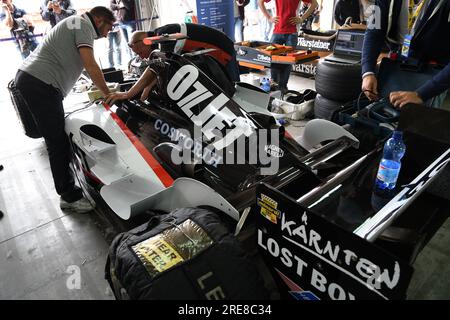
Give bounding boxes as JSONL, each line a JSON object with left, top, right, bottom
{"left": 1, "top": 0, "right": 327, "bottom": 64}
{"left": 0, "top": 0, "right": 138, "bottom": 67}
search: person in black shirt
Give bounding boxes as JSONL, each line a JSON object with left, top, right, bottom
{"left": 334, "top": 0, "right": 361, "bottom": 26}
{"left": 106, "top": 23, "right": 240, "bottom": 104}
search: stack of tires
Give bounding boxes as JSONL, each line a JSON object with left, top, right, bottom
{"left": 314, "top": 60, "right": 362, "bottom": 121}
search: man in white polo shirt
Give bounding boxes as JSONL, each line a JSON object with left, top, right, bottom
{"left": 14, "top": 6, "right": 115, "bottom": 213}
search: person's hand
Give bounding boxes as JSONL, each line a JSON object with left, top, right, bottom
{"left": 47, "top": 1, "right": 54, "bottom": 10}
{"left": 269, "top": 16, "right": 280, "bottom": 24}
{"left": 289, "top": 16, "right": 304, "bottom": 25}
{"left": 389, "top": 91, "right": 424, "bottom": 108}
{"left": 53, "top": 2, "right": 62, "bottom": 14}
{"left": 105, "top": 92, "right": 129, "bottom": 105}
{"left": 362, "top": 74, "right": 379, "bottom": 101}
{"left": 1, "top": 2, "right": 10, "bottom": 12}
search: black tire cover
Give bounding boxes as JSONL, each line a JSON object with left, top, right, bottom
{"left": 315, "top": 60, "right": 362, "bottom": 102}
{"left": 314, "top": 94, "right": 344, "bottom": 121}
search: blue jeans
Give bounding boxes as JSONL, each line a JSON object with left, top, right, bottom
{"left": 260, "top": 9, "right": 274, "bottom": 41}
{"left": 108, "top": 31, "right": 122, "bottom": 68}
{"left": 270, "top": 33, "right": 298, "bottom": 91}
{"left": 119, "top": 22, "right": 136, "bottom": 61}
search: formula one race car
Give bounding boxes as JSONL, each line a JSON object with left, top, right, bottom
{"left": 65, "top": 49, "right": 360, "bottom": 223}
{"left": 64, "top": 46, "right": 450, "bottom": 300}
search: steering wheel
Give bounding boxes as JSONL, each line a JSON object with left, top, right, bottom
{"left": 366, "top": 98, "right": 401, "bottom": 123}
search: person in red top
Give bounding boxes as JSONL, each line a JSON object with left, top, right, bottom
{"left": 258, "top": 0, "right": 318, "bottom": 93}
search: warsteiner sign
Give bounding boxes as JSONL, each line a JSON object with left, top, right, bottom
{"left": 254, "top": 184, "right": 413, "bottom": 300}
{"left": 292, "top": 62, "right": 317, "bottom": 76}
{"left": 296, "top": 37, "right": 334, "bottom": 52}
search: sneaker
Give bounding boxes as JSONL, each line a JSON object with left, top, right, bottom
{"left": 60, "top": 197, "right": 95, "bottom": 214}
{"left": 60, "top": 187, "right": 83, "bottom": 203}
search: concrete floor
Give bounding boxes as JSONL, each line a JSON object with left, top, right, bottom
{"left": 0, "top": 42, "right": 114, "bottom": 300}
{"left": 1, "top": 42, "right": 449, "bottom": 300}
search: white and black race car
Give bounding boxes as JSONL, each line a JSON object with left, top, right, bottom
{"left": 66, "top": 49, "right": 361, "bottom": 223}
{"left": 65, "top": 45, "right": 450, "bottom": 300}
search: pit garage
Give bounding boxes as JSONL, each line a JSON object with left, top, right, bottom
{"left": 1, "top": 0, "right": 450, "bottom": 302}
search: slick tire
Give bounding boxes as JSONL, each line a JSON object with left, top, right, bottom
{"left": 314, "top": 94, "right": 343, "bottom": 121}
{"left": 315, "top": 60, "right": 362, "bottom": 102}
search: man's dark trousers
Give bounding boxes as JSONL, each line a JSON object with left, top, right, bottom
{"left": 15, "top": 70, "right": 77, "bottom": 200}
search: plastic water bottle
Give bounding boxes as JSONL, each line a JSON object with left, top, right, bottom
{"left": 374, "top": 131, "right": 406, "bottom": 191}
{"left": 261, "top": 78, "right": 270, "bottom": 92}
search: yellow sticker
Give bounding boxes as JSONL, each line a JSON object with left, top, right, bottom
{"left": 133, "top": 237, "right": 184, "bottom": 274}
{"left": 258, "top": 194, "right": 280, "bottom": 224}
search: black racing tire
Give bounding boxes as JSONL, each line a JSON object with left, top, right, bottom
{"left": 315, "top": 60, "right": 362, "bottom": 102}
{"left": 314, "top": 94, "right": 344, "bottom": 121}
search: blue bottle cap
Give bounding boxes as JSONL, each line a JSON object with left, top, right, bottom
{"left": 392, "top": 131, "right": 403, "bottom": 139}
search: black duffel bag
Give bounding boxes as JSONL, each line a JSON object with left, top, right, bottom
{"left": 7, "top": 79, "right": 41, "bottom": 139}
{"left": 105, "top": 207, "right": 269, "bottom": 300}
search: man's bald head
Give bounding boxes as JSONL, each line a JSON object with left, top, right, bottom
{"left": 129, "top": 31, "right": 154, "bottom": 59}
{"left": 130, "top": 31, "right": 148, "bottom": 44}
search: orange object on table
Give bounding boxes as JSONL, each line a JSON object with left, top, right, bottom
{"left": 257, "top": 44, "right": 294, "bottom": 56}
{"left": 271, "top": 50, "right": 320, "bottom": 63}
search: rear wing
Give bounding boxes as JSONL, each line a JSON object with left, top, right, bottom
{"left": 254, "top": 182, "right": 414, "bottom": 300}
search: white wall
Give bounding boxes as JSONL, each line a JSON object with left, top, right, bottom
{"left": 319, "top": 0, "right": 336, "bottom": 30}
{"left": 157, "top": 0, "right": 197, "bottom": 26}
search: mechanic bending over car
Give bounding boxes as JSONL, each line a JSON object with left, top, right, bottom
{"left": 131, "top": 23, "right": 240, "bottom": 82}
{"left": 14, "top": 7, "right": 116, "bottom": 214}
{"left": 106, "top": 23, "right": 241, "bottom": 104}
{"left": 362, "top": 0, "right": 450, "bottom": 108}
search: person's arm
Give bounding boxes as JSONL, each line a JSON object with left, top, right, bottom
{"left": 289, "top": 0, "right": 318, "bottom": 25}
{"left": 361, "top": 0, "right": 389, "bottom": 100}
{"left": 2, "top": 4, "right": 14, "bottom": 29}
{"left": 126, "top": 67, "right": 157, "bottom": 98}
{"left": 361, "top": 0, "right": 389, "bottom": 76}
{"left": 389, "top": 62, "right": 450, "bottom": 108}
{"left": 258, "top": 0, "right": 279, "bottom": 24}
{"left": 416, "top": 63, "right": 450, "bottom": 102}
{"left": 79, "top": 47, "right": 110, "bottom": 97}
{"left": 302, "top": 0, "right": 318, "bottom": 19}
{"left": 40, "top": 0, "right": 53, "bottom": 21}
{"left": 105, "top": 67, "right": 158, "bottom": 104}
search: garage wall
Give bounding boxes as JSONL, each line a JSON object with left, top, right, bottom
{"left": 135, "top": 0, "right": 160, "bottom": 31}
{"left": 320, "top": 0, "right": 336, "bottom": 30}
